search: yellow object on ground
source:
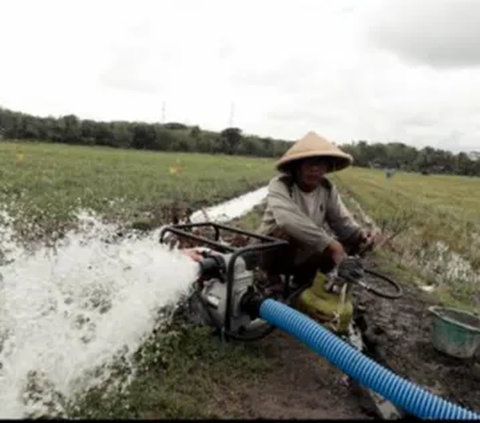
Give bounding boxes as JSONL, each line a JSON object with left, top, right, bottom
{"left": 295, "top": 272, "right": 353, "bottom": 334}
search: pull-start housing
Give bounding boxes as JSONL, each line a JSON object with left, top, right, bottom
{"left": 194, "top": 251, "right": 256, "bottom": 333}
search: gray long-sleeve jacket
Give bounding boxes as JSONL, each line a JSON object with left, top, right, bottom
{"left": 257, "top": 175, "right": 361, "bottom": 255}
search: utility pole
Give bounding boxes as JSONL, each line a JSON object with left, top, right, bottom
{"left": 229, "top": 102, "right": 235, "bottom": 127}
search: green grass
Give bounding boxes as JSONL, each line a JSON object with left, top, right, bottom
{"left": 0, "top": 141, "right": 275, "bottom": 243}
{"left": 64, "top": 319, "right": 273, "bottom": 419}
{"left": 331, "top": 167, "right": 480, "bottom": 310}
{"left": 6, "top": 140, "right": 480, "bottom": 418}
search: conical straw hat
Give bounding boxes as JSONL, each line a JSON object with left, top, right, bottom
{"left": 275, "top": 131, "right": 353, "bottom": 173}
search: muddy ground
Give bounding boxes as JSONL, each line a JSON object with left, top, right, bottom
{"left": 356, "top": 267, "right": 480, "bottom": 414}
{"left": 213, "top": 259, "right": 480, "bottom": 419}
{"left": 226, "top": 333, "right": 369, "bottom": 420}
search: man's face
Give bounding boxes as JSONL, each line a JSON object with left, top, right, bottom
{"left": 297, "top": 157, "right": 329, "bottom": 189}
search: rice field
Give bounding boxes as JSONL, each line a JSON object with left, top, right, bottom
{"left": 2, "top": 140, "right": 480, "bottom": 418}
{"left": 332, "top": 167, "right": 480, "bottom": 309}
{"left": 3, "top": 140, "right": 479, "bottom": 307}
{"left": 0, "top": 141, "right": 276, "bottom": 243}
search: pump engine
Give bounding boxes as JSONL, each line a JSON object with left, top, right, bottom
{"left": 192, "top": 250, "right": 258, "bottom": 334}
{"left": 160, "top": 222, "right": 291, "bottom": 341}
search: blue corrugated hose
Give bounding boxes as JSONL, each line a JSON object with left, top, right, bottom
{"left": 259, "top": 298, "right": 480, "bottom": 420}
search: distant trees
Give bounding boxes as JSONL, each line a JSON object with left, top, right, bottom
{"left": 219, "top": 127, "right": 241, "bottom": 154}
{"left": 341, "top": 140, "right": 480, "bottom": 177}
{"left": 1, "top": 107, "right": 479, "bottom": 176}
{"left": 0, "top": 107, "right": 291, "bottom": 159}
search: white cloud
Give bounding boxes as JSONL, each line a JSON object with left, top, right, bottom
{"left": 368, "top": 0, "right": 480, "bottom": 68}
{"left": 0, "top": 0, "right": 479, "bottom": 152}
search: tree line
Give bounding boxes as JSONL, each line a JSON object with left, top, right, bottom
{"left": 0, "top": 107, "right": 290, "bottom": 158}
{"left": 341, "top": 140, "right": 480, "bottom": 176}
{"left": 1, "top": 107, "right": 479, "bottom": 176}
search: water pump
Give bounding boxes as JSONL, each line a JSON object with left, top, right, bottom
{"left": 192, "top": 250, "right": 259, "bottom": 335}
{"left": 159, "top": 222, "right": 289, "bottom": 341}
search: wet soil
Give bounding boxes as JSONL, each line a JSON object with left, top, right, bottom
{"left": 220, "top": 263, "right": 480, "bottom": 419}
{"left": 355, "top": 270, "right": 480, "bottom": 414}
{"left": 241, "top": 333, "right": 371, "bottom": 419}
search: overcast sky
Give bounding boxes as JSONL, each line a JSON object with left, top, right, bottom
{"left": 1, "top": 0, "right": 480, "bottom": 152}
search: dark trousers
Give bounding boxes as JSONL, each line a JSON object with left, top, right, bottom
{"left": 258, "top": 227, "right": 359, "bottom": 287}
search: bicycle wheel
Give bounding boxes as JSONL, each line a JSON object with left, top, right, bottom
{"left": 357, "top": 269, "right": 403, "bottom": 299}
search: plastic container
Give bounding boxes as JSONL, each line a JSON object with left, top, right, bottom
{"left": 295, "top": 273, "right": 353, "bottom": 334}
{"left": 428, "top": 306, "right": 480, "bottom": 359}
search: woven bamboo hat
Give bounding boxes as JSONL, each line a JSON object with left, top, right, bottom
{"left": 275, "top": 131, "right": 353, "bottom": 173}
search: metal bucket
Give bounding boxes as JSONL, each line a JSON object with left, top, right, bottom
{"left": 428, "top": 306, "right": 480, "bottom": 359}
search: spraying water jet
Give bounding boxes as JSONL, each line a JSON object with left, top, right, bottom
{"left": 0, "top": 211, "right": 201, "bottom": 419}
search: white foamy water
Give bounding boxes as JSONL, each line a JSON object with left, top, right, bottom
{"left": 0, "top": 187, "right": 268, "bottom": 418}
{"left": 189, "top": 186, "right": 267, "bottom": 223}
{"left": 0, "top": 212, "right": 199, "bottom": 418}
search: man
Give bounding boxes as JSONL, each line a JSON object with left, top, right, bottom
{"left": 256, "top": 131, "right": 378, "bottom": 290}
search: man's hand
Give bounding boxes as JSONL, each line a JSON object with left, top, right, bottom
{"left": 357, "top": 227, "right": 379, "bottom": 253}
{"left": 324, "top": 239, "right": 346, "bottom": 266}
{"left": 181, "top": 248, "right": 204, "bottom": 262}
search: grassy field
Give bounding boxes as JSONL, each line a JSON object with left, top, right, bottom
{"left": 3, "top": 141, "right": 480, "bottom": 418}
{"left": 0, "top": 141, "right": 275, "bottom": 243}
{"left": 331, "top": 167, "right": 480, "bottom": 310}
{"left": 1, "top": 140, "right": 279, "bottom": 419}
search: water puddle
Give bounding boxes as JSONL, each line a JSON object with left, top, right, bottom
{"left": 0, "top": 187, "right": 268, "bottom": 418}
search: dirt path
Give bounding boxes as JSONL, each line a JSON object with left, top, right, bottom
{"left": 210, "top": 330, "right": 370, "bottom": 420}
{"left": 245, "top": 334, "right": 370, "bottom": 419}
